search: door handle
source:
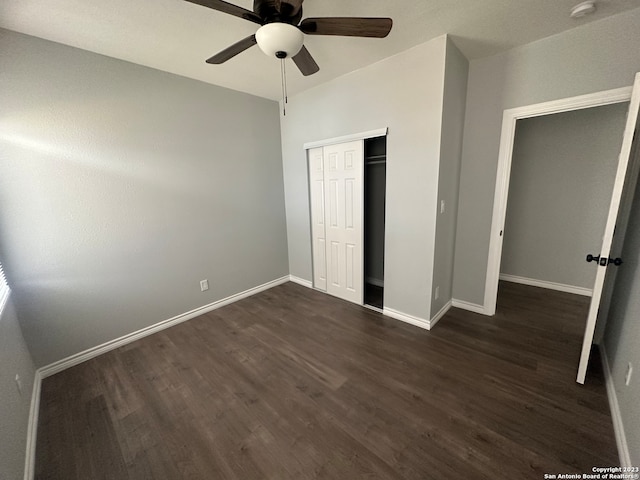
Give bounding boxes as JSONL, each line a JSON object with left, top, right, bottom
{"left": 586, "top": 254, "right": 607, "bottom": 266}
{"left": 586, "top": 254, "right": 623, "bottom": 266}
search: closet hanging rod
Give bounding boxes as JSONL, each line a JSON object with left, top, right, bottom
{"left": 366, "top": 159, "right": 386, "bottom": 165}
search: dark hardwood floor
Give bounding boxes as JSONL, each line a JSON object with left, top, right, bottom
{"left": 35, "top": 281, "right": 618, "bottom": 479}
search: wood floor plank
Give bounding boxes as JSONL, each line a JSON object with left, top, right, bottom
{"left": 35, "top": 281, "right": 618, "bottom": 479}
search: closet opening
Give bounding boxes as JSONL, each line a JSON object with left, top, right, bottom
{"left": 364, "top": 136, "right": 387, "bottom": 309}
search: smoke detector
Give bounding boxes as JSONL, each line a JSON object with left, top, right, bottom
{"left": 570, "top": 1, "right": 597, "bottom": 18}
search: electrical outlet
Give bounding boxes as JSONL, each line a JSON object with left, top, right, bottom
{"left": 15, "top": 374, "right": 22, "bottom": 396}
{"left": 435, "top": 286, "right": 440, "bottom": 300}
{"left": 200, "top": 279, "right": 209, "bottom": 292}
{"left": 625, "top": 363, "right": 633, "bottom": 386}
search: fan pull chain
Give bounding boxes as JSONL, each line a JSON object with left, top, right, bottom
{"left": 280, "top": 57, "right": 288, "bottom": 116}
{"left": 283, "top": 57, "right": 288, "bottom": 106}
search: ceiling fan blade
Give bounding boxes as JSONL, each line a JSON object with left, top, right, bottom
{"left": 299, "top": 17, "right": 392, "bottom": 38}
{"left": 292, "top": 46, "right": 319, "bottom": 76}
{"left": 184, "top": 0, "right": 263, "bottom": 25}
{"left": 206, "top": 35, "right": 257, "bottom": 64}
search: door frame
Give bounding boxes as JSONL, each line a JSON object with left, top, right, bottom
{"left": 483, "top": 87, "right": 633, "bottom": 316}
{"left": 303, "top": 128, "right": 388, "bottom": 151}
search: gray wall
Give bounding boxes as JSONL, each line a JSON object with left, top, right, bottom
{"left": 501, "top": 103, "right": 627, "bottom": 289}
{"left": 453, "top": 9, "right": 640, "bottom": 306}
{"left": 0, "top": 294, "right": 36, "bottom": 480}
{"left": 0, "top": 29, "right": 289, "bottom": 366}
{"left": 431, "top": 38, "right": 468, "bottom": 317}
{"left": 604, "top": 158, "right": 640, "bottom": 466}
{"left": 281, "top": 36, "right": 448, "bottom": 321}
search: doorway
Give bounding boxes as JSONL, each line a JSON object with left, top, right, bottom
{"left": 485, "top": 77, "right": 640, "bottom": 383}
{"left": 363, "top": 136, "right": 387, "bottom": 309}
{"left": 484, "top": 86, "right": 633, "bottom": 316}
{"left": 306, "top": 129, "right": 387, "bottom": 309}
{"left": 499, "top": 103, "right": 628, "bottom": 301}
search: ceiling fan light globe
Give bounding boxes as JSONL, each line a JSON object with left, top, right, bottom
{"left": 255, "top": 23, "right": 304, "bottom": 58}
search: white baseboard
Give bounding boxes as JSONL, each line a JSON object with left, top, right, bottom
{"left": 363, "top": 304, "right": 383, "bottom": 314}
{"left": 289, "top": 275, "right": 313, "bottom": 289}
{"left": 365, "top": 276, "right": 384, "bottom": 288}
{"left": 451, "top": 299, "right": 486, "bottom": 315}
{"left": 600, "top": 344, "right": 631, "bottom": 467}
{"left": 23, "top": 370, "right": 42, "bottom": 480}
{"left": 429, "top": 300, "right": 452, "bottom": 329}
{"left": 383, "top": 307, "right": 431, "bottom": 330}
{"left": 499, "top": 274, "right": 592, "bottom": 297}
{"left": 39, "top": 276, "right": 290, "bottom": 379}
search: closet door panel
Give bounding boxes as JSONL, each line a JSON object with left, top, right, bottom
{"left": 323, "top": 140, "right": 363, "bottom": 304}
{"left": 328, "top": 179, "right": 339, "bottom": 228}
{"left": 345, "top": 179, "right": 355, "bottom": 229}
{"left": 309, "top": 147, "right": 327, "bottom": 291}
{"left": 316, "top": 238, "right": 327, "bottom": 287}
{"left": 346, "top": 243, "right": 356, "bottom": 292}
{"left": 329, "top": 241, "right": 341, "bottom": 288}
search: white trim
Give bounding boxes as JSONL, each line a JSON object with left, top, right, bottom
{"left": 600, "top": 344, "right": 632, "bottom": 467}
{"left": 0, "top": 287, "right": 10, "bottom": 326}
{"left": 365, "top": 276, "right": 384, "bottom": 288}
{"left": 303, "top": 128, "right": 388, "bottom": 150}
{"left": 363, "top": 304, "right": 384, "bottom": 314}
{"left": 0, "top": 286, "right": 9, "bottom": 314}
{"left": 499, "top": 274, "right": 593, "bottom": 297}
{"left": 484, "top": 86, "right": 633, "bottom": 316}
{"left": 383, "top": 307, "right": 431, "bottom": 330}
{"left": 429, "top": 300, "right": 452, "bottom": 329}
{"left": 39, "top": 276, "right": 290, "bottom": 378}
{"left": 23, "top": 370, "right": 41, "bottom": 480}
{"left": 452, "top": 299, "right": 486, "bottom": 315}
{"left": 0, "top": 261, "right": 9, "bottom": 313}
{"left": 289, "top": 275, "right": 313, "bottom": 288}
{"left": 502, "top": 87, "right": 632, "bottom": 120}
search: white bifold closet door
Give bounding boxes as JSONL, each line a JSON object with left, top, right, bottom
{"left": 309, "top": 147, "right": 328, "bottom": 291}
{"left": 309, "top": 140, "right": 364, "bottom": 304}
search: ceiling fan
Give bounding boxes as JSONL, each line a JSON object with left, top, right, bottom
{"left": 185, "top": 0, "right": 393, "bottom": 76}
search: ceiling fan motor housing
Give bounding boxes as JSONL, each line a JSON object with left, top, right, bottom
{"left": 254, "top": 0, "right": 303, "bottom": 24}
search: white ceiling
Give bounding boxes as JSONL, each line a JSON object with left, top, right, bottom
{"left": 1, "top": 0, "right": 639, "bottom": 101}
